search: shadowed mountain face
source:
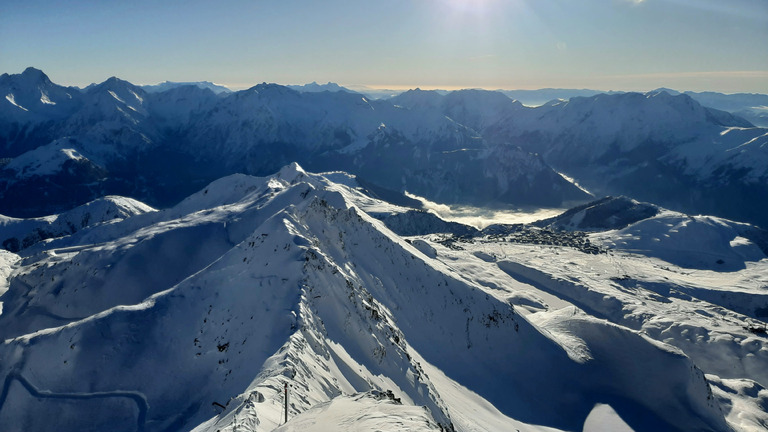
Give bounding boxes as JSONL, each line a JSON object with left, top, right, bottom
{"left": 2, "top": 68, "right": 767, "bottom": 229}
{"left": 0, "top": 69, "right": 589, "bottom": 218}
{"left": 393, "top": 89, "right": 768, "bottom": 227}
{"left": 534, "top": 196, "right": 662, "bottom": 231}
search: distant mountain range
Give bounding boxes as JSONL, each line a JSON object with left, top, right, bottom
{"left": 0, "top": 68, "right": 589, "bottom": 217}
{"left": 1, "top": 67, "right": 766, "bottom": 228}
{"left": 286, "top": 82, "right": 768, "bottom": 128}
{"left": 141, "top": 80, "right": 232, "bottom": 95}
{"left": 651, "top": 88, "right": 768, "bottom": 128}
{"left": 286, "top": 81, "right": 353, "bottom": 93}
{"left": 391, "top": 88, "right": 768, "bottom": 227}
{"left": 213, "top": 79, "right": 768, "bottom": 127}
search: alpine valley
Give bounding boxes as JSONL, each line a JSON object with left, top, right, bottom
{"left": 1, "top": 68, "right": 767, "bottom": 432}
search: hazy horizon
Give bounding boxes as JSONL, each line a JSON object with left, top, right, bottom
{"left": 2, "top": 0, "right": 766, "bottom": 94}
{"left": 6, "top": 65, "right": 768, "bottom": 97}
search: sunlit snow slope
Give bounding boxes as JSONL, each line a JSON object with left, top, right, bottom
{"left": 0, "top": 164, "right": 765, "bottom": 432}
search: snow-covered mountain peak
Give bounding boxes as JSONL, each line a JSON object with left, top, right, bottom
{"left": 0, "top": 193, "right": 155, "bottom": 252}
{"left": 149, "top": 83, "right": 216, "bottom": 98}
{"left": 0, "top": 67, "right": 54, "bottom": 91}
{"left": 99, "top": 76, "right": 131, "bottom": 87}
{"left": 596, "top": 209, "right": 768, "bottom": 271}
{"left": 276, "top": 161, "right": 308, "bottom": 183}
{"left": 140, "top": 84, "right": 220, "bottom": 126}
{"left": 441, "top": 89, "right": 525, "bottom": 130}
{"left": 537, "top": 196, "right": 661, "bottom": 231}
{"left": 444, "top": 88, "right": 521, "bottom": 107}
{"left": 142, "top": 80, "right": 232, "bottom": 95}
{"left": 644, "top": 90, "right": 744, "bottom": 125}
{"left": 561, "top": 91, "right": 679, "bottom": 118}
{"left": 3, "top": 138, "right": 90, "bottom": 178}
{"left": 88, "top": 76, "right": 145, "bottom": 99}
{"left": 87, "top": 77, "right": 146, "bottom": 104}
{"left": 287, "top": 81, "right": 352, "bottom": 93}
{"left": 562, "top": 90, "right": 706, "bottom": 122}
{"left": 248, "top": 82, "right": 298, "bottom": 97}
{"left": 0, "top": 68, "right": 82, "bottom": 121}
{"left": 17, "top": 67, "right": 52, "bottom": 86}
{"left": 507, "top": 89, "right": 761, "bottom": 184}
{"left": 82, "top": 195, "right": 156, "bottom": 217}
{"left": 389, "top": 88, "right": 445, "bottom": 110}
{"left": 71, "top": 76, "right": 153, "bottom": 124}
{"left": 648, "top": 87, "right": 681, "bottom": 96}
{"left": 170, "top": 173, "right": 275, "bottom": 215}
{"left": 164, "top": 165, "right": 350, "bottom": 222}
{"left": 536, "top": 195, "right": 768, "bottom": 271}
{"left": 1, "top": 165, "right": 765, "bottom": 431}
{"left": 573, "top": 90, "right": 752, "bottom": 129}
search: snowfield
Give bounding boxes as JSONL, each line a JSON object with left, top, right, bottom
{"left": 0, "top": 164, "right": 766, "bottom": 432}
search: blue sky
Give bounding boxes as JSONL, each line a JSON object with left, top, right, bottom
{"left": 2, "top": 0, "right": 767, "bottom": 92}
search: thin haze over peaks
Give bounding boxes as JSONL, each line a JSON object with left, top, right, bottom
{"left": 0, "top": 0, "right": 766, "bottom": 92}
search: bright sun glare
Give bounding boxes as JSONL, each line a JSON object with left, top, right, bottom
{"left": 444, "top": 0, "right": 500, "bottom": 15}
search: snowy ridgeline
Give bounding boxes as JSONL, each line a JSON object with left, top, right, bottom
{"left": 0, "top": 163, "right": 767, "bottom": 432}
